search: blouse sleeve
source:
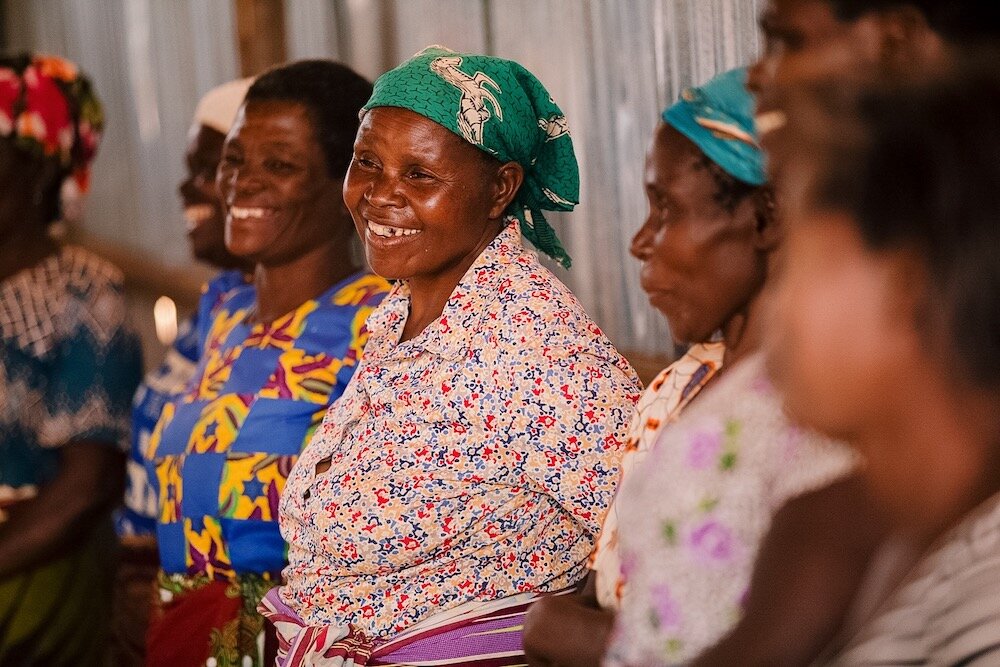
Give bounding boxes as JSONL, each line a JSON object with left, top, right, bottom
{"left": 511, "top": 347, "right": 640, "bottom": 539}
{"left": 42, "top": 276, "right": 143, "bottom": 450}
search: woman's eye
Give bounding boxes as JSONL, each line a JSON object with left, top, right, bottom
{"left": 407, "top": 169, "right": 433, "bottom": 181}
{"left": 221, "top": 153, "right": 242, "bottom": 167}
{"left": 266, "top": 159, "right": 296, "bottom": 173}
{"left": 354, "top": 156, "right": 379, "bottom": 170}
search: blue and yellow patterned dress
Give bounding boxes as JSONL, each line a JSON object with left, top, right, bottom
{"left": 144, "top": 270, "right": 389, "bottom": 667}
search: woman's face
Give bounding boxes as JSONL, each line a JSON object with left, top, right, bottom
{"left": 344, "top": 107, "right": 510, "bottom": 287}
{"left": 769, "top": 209, "right": 920, "bottom": 444}
{"left": 630, "top": 122, "right": 766, "bottom": 346}
{"left": 217, "top": 100, "right": 347, "bottom": 267}
{"left": 179, "top": 123, "right": 236, "bottom": 268}
{"left": 748, "top": 0, "right": 871, "bottom": 124}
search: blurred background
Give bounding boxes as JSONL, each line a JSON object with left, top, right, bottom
{"left": 2, "top": 0, "right": 762, "bottom": 380}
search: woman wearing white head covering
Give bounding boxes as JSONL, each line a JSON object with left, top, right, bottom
{"left": 111, "top": 77, "right": 253, "bottom": 667}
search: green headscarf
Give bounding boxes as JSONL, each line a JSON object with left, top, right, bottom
{"left": 364, "top": 45, "right": 579, "bottom": 268}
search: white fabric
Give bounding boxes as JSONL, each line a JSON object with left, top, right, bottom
{"left": 193, "top": 77, "right": 253, "bottom": 135}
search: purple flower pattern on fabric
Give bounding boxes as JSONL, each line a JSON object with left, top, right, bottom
{"left": 688, "top": 520, "right": 736, "bottom": 563}
{"left": 686, "top": 428, "right": 723, "bottom": 470}
{"left": 604, "top": 354, "right": 858, "bottom": 667}
{"left": 649, "top": 584, "right": 682, "bottom": 630}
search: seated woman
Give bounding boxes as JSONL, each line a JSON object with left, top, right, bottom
{"left": 0, "top": 54, "right": 143, "bottom": 665}
{"left": 259, "top": 45, "right": 641, "bottom": 665}
{"left": 143, "top": 60, "right": 390, "bottom": 667}
{"left": 524, "top": 67, "right": 753, "bottom": 664}
{"left": 113, "top": 77, "right": 253, "bottom": 666}
{"left": 527, "top": 69, "right": 884, "bottom": 667}
{"left": 769, "top": 60, "right": 1000, "bottom": 665}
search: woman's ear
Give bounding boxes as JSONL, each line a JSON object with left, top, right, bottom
{"left": 752, "top": 187, "right": 782, "bottom": 252}
{"left": 488, "top": 161, "right": 525, "bottom": 220}
{"left": 877, "top": 5, "right": 942, "bottom": 70}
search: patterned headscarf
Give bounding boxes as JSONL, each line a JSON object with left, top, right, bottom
{"left": 0, "top": 53, "right": 103, "bottom": 196}
{"left": 364, "top": 46, "right": 579, "bottom": 268}
{"left": 663, "top": 67, "right": 766, "bottom": 186}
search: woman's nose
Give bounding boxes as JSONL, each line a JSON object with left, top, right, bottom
{"left": 630, "top": 218, "right": 656, "bottom": 261}
{"left": 365, "top": 172, "right": 402, "bottom": 207}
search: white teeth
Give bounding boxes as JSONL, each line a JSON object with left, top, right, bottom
{"left": 230, "top": 206, "right": 268, "bottom": 220}
{"left": 184, "top": 205, "right": 214, "bottom": 229}
{"left": 367, "top": 220, "right": 420, "bottom": 238}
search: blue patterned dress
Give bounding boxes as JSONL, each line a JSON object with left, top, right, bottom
{"left": 119, "top": 269, "right": 246, "bottom": 537}
{"left": 143, "top": 270, "right": 389, "bottom": 667}
{"left": 0, "top": 246, "right": 142, "bottom": 665}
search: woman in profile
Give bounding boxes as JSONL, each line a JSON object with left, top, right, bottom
{"left": 768, "top": 60, "right": 1000, "bottom": 665}
{"left": 0, "top": 53, "right": 142, "bottom": 666}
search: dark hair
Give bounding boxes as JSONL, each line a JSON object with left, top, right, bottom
{"left": 777, "top": 59, "right": 1000, "bottom": 388}
{"left": 828, "top": 1, "right": 1000, "bottom": 45}
{"left": 245, "top": 60, "right": 372, "bottom": 179}
{"left": 695, "top": 153, "right": 763, "bottom": 213}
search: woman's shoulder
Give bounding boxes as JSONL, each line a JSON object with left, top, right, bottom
{"left": 53, "top": 246, "right": 129, "bottom": 330}
{"left": 57, "top": 245, "right": 126, "bottom": 293}
{"left": 842, "top": 492, "right": 1000, "bottom": 665}
{"left": 651, "top": 354, "right": 856, "bottom": 485}
{"left": 492, "top": 252, "right": 607, "bottom": 342}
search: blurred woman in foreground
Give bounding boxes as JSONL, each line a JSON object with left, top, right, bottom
{"left": 769, "top": 59, "right": 1000, "bottom": 664}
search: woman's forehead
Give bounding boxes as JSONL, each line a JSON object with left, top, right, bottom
{"left": 357, "top": 106, "right": 485, "bottom": 163}
{"left": 229, "top": 100, "right": 319, "bottom": 145}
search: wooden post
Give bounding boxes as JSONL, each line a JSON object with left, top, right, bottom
{"left": 234, "top": 0, "right": 287, "bottom": 77}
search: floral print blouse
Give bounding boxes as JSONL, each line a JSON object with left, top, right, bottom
{"left": 591, "top": 342, "right": 724, "bottom": 609}
{"left": 605, "top": 353, "right": 858, "bottom": 666}
{"left": 278, "top": 222, "right": 641, "bottom": 639}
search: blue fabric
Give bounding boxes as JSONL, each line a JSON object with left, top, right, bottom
{"left": 0, "top": 249, "right": 141, "bottom": 490}
{"left": 0, "top": 248, "right": 141, "bottom": 662}
{"left": 118, "top": 269, "right": 246, "bottom": 537}
{"left": 662, "top": 67, "right": 767, "bottom": 186}
{"left": 145, "top": 271, "right": 389, "bottom": 580}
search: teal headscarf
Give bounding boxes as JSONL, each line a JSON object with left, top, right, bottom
{"left": 663, "top": 67, "right": 766, "bottom": 186}
{"left": 364, "top": 46, "right": 579, "bottom": 268}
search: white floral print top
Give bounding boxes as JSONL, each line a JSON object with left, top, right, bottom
{"left": 591, "top": 342, "right": 724, "bottom": 609}
{"left": 605, "top": 353, "right": 858, "bottom": 666}
{"left": 278, "top": 223, "right": 641, "bottom": 639}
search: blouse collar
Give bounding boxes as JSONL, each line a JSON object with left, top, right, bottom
{"left": 364, "top": 221, "right": 526, "bottom": 362}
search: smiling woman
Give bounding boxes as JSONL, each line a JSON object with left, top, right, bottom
{"left": 257, "top": 46, "right": 641, "bottom": 666}
{"left": 142, "top": 60, "right": 390, "bottom": 667}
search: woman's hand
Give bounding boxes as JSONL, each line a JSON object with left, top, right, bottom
{"left": 523, "top": 589, "right": 614, "bottom": 667}
{"left": 0, "top": 440, "right": 125, "bottom": 578}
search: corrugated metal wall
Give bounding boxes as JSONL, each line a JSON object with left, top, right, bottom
{"left": 6, "top": 0, "right": 762, "bottom": 356}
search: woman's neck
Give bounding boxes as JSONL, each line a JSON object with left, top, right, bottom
{"left": 862, "top": 375, "right": 1000, "bottom": 549}
{"left": 719, "top": 285, "right": 770, "bottom": 369}
{"left": 0, "top": 225, "right": 57, "bottom": 283}
{"left": 252, "top": 243, "right": 358, "bottom": 324}
{"left": 400, "top": 224, "right": 502, "bottom": 343}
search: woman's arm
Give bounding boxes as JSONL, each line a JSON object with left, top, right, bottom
{"left": 0, "top": 440, "right": 126, "bottom": 578}
{"left": 523, "top": 571, "right": 614, "bottom": 667}
{"left": 691, "top": 474, "right": 886, "bottom": 666}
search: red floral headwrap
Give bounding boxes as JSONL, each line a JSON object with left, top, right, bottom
{"left": 0, "top": 53, "right": 103, "bottom": 195}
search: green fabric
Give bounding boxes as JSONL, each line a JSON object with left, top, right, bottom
{"left": 0, "top": 520, "right": 115, "bottom": 666}
{"left": 364, "top": 45, "right": 580, "bottom": 268}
